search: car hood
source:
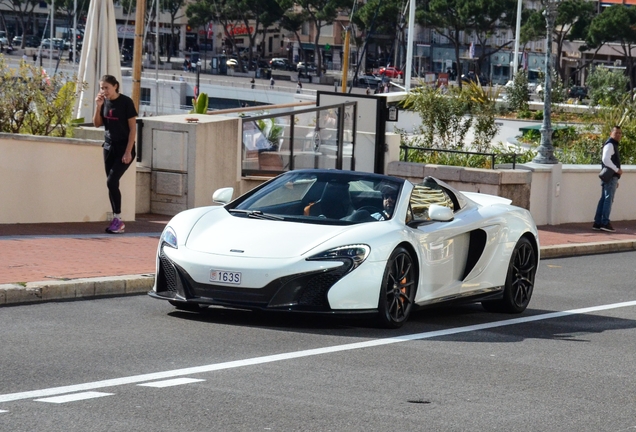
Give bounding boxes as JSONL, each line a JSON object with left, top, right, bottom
{"left": 185, "top": 209, "right": 351, "bottom": 258}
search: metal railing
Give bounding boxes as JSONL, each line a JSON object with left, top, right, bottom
{"left": 241, "top": 102, "right": 358, "bottom": 177}
{"left": 400, "top": 146, "right": 518, "bottom": 170}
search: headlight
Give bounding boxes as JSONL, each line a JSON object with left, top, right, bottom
{"left": 160, "top": 226, "right": 178, "bottom": 249}
{"left": 307, "top": 244, "right": 370, "bottom": 270}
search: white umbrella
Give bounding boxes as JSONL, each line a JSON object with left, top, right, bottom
{"left": 75, "top": 0, "right": 122, "bottom": 121}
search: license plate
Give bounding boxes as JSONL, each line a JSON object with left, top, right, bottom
{"left": 210, "top": 270, "right": 242, "bottom": 285}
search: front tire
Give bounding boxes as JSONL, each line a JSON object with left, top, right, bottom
{"left": 377, "top": 247, "right": 417, "bottom": 328}
{"left": 482, "top": 237, "right": 536, "bottom": 313}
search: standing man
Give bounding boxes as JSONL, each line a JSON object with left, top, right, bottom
{"left": 593, "top": 125, "right": 623, "bottom": 232}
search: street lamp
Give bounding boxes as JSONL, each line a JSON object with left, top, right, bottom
{"left": 532, "top": 0, "right": 560, "bottom": 164}
{"left": 195, "top": 59, "right": 202, "bottom": 99}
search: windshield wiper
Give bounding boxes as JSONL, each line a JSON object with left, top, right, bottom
{"left": 227, "top": 209, "right": 284, "bottom": 220}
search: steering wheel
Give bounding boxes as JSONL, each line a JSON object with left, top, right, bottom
{"left": 357, "top": 206, "right": 383, "bottom": 215}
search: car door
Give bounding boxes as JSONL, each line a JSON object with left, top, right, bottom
{"left": 406, "top": 181, "right": 471, "bottom": 303}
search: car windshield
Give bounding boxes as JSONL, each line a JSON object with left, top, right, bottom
{"left": 228, "top": 171, "right": 404, "bottom": 225}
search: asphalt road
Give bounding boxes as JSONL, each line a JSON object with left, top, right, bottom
{"left": 1, "top": 252, "right": 636, "bottom": 431}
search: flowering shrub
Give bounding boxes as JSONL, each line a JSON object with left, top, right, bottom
{"left": 0, "top": 57, "right": 83, "bottom": 137}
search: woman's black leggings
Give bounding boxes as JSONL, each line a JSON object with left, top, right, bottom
{"left": 104, "top": 147, "right": 134, "bottom": 214}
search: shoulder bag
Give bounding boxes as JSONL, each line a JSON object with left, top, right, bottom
{"left": 599, "top": 166, "right": 615, "bottom": 182}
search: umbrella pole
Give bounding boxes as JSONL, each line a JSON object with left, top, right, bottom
{"left": 131, "top": 0, "right": 147, "bottom": 110}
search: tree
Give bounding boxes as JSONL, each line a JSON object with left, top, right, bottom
{"left": 586, "top": 65, "right": 630, "bottom": 107}
{"left": 279, "top": 8, "right": 310, "bottom": 65}
{"left": 521, "top": 0, "right": 596, "bottom": 81}
{"left": 0, "top": 0, "right": 40, "bottom": 48}
{"left": 53, "top": 0, "right": 90, "bottom": 39}
{"left": 506, "top": 70, "right": 530, "bottom": 113}
{"left": 468, "top": 0, "right": 517, "bottom": 75}
{"left": 187, "top": 0, "right": 242, "bottom": 66}
{"left": 119, "top": 0, "right": 162, "bottom": 57}
{"left": 294, "top": 0, "right": 351, "bottom": 76}
{"left": 236, "top": 0, "right": 284, "bottom": 66}
{"left": 587, "top": 5, "right": 636, "bottom": 93}
{"left": 417, "top": 0, "right": 480, "bottom": 89}
{"left": 352, "top": 0, "right": 401, "bottom": 70}
{"left": 161, "top": 0, "right": 186, "bottom": 62}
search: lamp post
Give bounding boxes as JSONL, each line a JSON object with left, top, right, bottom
{"left": 195, "top": 59, "right": 202, "bottom": 99}
{"left": 532, "top": 0, "right": 560, "bottom": 164}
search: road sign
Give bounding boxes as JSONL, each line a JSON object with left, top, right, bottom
{"left": 325, "top": 43, "right": 331, "bottom": 51}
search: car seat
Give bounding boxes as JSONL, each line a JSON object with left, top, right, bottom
{"left": 307, "top": 182, "right": 353, "bottom": 219}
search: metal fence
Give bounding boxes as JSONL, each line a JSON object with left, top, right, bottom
{"left": 400, "top": 146, "right": 518, "bottom": 170}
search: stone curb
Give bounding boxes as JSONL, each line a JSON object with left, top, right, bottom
{"left": 1, "top": 241, "right": 636, "bottom": 306}
{"left": 0, "top": 274, "right": 155, "bottom": 306}
{"left": 540, "top": 239, "right": 636, "bottom": 259}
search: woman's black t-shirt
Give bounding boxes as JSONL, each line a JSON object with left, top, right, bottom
{"left": 101, "top": 94, "right": 138, "bottom": 152}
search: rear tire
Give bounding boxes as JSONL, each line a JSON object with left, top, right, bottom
{"left": 377, "top": 247, "right": 417, "bottom": 328}
{"left": 482, "top": 237, "right": 536, "bottom": 313}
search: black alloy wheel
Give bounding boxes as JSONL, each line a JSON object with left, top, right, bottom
{"left": 482, "top": 237, "right": 536, "bottom": 313}
{"left": 378, "top": 247, "right": 416, "bottom": 328}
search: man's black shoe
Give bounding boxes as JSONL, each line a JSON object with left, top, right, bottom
{"left": 600, "top": 223, "right": 615, "bottom": 232}
{"left": 592, "top": 223, "right": 601, "bottom": 231}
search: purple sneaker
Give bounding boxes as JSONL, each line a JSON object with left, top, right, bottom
{"left": 106, "top": 218, "right": 125, "bottom": 234}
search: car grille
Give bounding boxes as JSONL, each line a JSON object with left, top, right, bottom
{"left": 156, "top": 250, "right": 353, "bottom": 311}
{"left": 296, "top": 267, "right": 350, "bottom": 307}
{"left": 157, "top": 246, "right": 178, "bottom": 294}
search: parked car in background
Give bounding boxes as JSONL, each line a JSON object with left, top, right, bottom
{"left": 40, "top": 38, "right": 67, "bottom": 50}
{"left": 269, "top": 58, "right": 290, "bottom": 70}
{"left": 357, "top": 74, "right": 383, "bottom": 87}
{"left": 460, "top": 71, "right": 489, "bottom": 86}
{"left": 120, "top": 46, "right": 133, "bottom": 66}
{"left": 378, "top": 66, "right": 403, "bottom": 78}
{"left": 296, "top": 62, "right": 317, "bottom": 73}
{"left": 13, "top": 35, "right": 40, "bottom": 47}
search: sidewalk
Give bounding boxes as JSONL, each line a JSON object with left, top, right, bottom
{"left": 1, "top": 215, "right": 636, "bottom": 306}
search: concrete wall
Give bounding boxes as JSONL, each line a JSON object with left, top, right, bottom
{"left": 137, "top": 114, "right": 243, "bottom": 215}
{"left": 0, "top": 133, "right": 136, "bottom": 224}
{"left": 523, "top": 163, "right": 636, "bottom": 226}
{"left": 387, "top": 161, "right": 636, "bottom": 226}
{"left": 387, "top": 161, "right": 532, "bottom": 210}
{"left": 4, "top": 117, "right": 632, "bottom": 228}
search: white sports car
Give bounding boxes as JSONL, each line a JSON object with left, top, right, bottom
{"left": 150, "top": 169, "right": 539, "bottom": 328}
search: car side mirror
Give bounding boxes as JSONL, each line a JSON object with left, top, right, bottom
{"left": 428, "top": 204, "right": 453, "bottom": 222}
{"left": 212, "top": 187, "right": 233, "bottom": 204}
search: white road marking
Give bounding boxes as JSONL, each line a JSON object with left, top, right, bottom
{"left": 34, "top": 392, "right": 114, "bottom": 404}
{"left": 0, "top": 409, "right": 7, "bottom": 413}
{"left": 1, "top": 300, "right": 635, "bottom": 404}
{"left": 138, "top": 378, "right": 205, "bottom": 388}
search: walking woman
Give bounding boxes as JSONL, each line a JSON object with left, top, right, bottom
{"left": 93, "top": 75, "right": 138, "bottom": 234}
